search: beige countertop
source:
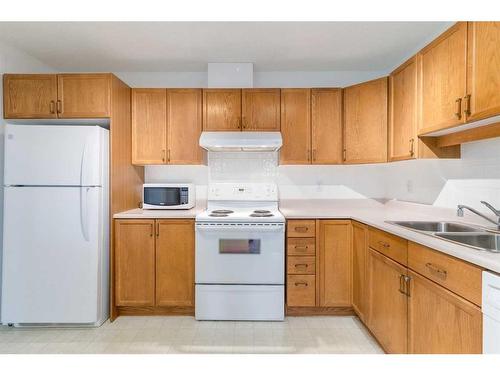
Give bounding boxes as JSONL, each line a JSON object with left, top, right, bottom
{"left": 114, "top": 197, "right": 500, "bottom": 273}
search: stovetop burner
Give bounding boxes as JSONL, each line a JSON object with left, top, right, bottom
{"left": 211, "top": 209, "right": 234, "bottom": 214}
{"left": 253, "top": 210, "right": 271, "bottom": 214}
{"left": 209, "top": 213, "right": 229, "bottom": 217}
{"left": 250, "top": 213, "right": 274, "bottom": 217}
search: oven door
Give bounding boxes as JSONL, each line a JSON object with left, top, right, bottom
{"left": 195, "top": 223, "right": 285, "bottom": 285}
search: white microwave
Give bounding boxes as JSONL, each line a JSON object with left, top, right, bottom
{"left": 143, "top": 183, "right": 195, "bottom": 210}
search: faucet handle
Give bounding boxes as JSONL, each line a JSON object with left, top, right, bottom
{"left": 480, "top": 201, "right": 500, "bottom": 216}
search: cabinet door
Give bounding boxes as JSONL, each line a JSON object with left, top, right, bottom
{"left": 343, "top": 77, "right": 388, "bottom": 164}
{"left": 466, "top": 22, "right": 500, "bottom": 122}
{"left": 156, "top": 220, "right": 195, "bottom": 307}
{"left": 389, "top": 57, "right": 417, "bottom": 161}
{"left": 408, "top": 270, "right": 482, "bottom": 354}
{"left": 242, "top": 89, "right": 280, "bottom": 131}
{"left": 418, "top": 22, "right": 467, "bottom": 134}
{"left": 3, "top": 74, "right": 57, "bottom": 118}
{"left": 57, "top": 74, "right": 111, "bottom": 118}
{"left": 131, "top": 89, "right": 167, "bottom": 165}
{"left": 280, "top": 89, "right": 311, "bottom": 164}
{"left": 203, "top": 89, "right": 241, "bottom": 131}
{"left": 367, "top": 248, "right": 408, "bottom": 354}
{"left": 114, "top": 220, "right": 155, "bottom": 306}
{"left": 311, "top": 88, "right": 343, "bottom": 164}
{"left": 318, "top": 220, "right": 352, "bottom": 307}
{"left": 352, "top": 221, "right": 368, "bottom": 322}
{"left": 167, "top": 89, "right": 203, "bottom": 164}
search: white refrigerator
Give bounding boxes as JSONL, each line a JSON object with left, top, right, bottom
{"left": 1, "top": 124, "right": 109, "bottom": 326}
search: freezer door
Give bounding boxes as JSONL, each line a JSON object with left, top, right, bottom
{"left": 4, "top": 124, "right": 106, "bottom": 186}
{"left": 1, "top": 186, "right": 103, "bottom": 324}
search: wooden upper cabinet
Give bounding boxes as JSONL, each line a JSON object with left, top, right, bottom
{"left": 466, "top": 22, "right": 500, "bottom": 122}
{"left": 318, "top": 220, "right": 352, "bottom": 307}
{"left": 114, "top": 220, "right": 156, "bottom": 307}
{"left": 3, "top": 74, "right": 57, "bottom": 118}
{"left": 311, "top": 88, "right": 343, "bottom": 164}
{"left": 167, "top": 89, "right": 203, "bottom": 164}
{"left": 367, "top": 248, "right": 408, "bottom": 354}
{"left": 418, "top": 22, "right": 467, "bottom": 134}
{"left": 408, "top": 270, "right": 482, "bottom": 354}
{"left": 131, "top": 89, "right": 167, "bottom": 165}
{"left": 389, "top": 57, "right": 418, "bottom": 161}
{"left": 203, "top": 89, "right": 242, "bottom": 131}
{"left": 280, "top": 89, "right": 311, "bottom": 164}
{"left": 352, "top": 221, "right": 368, "bottom": 322}
{"left": 156, "top": 220, "right": 195, "bottom": 307}
{"left": 241, "top": 89, "right": 280, "bottom": 131}
{"left": 57, "top": 74, "right": 111, "bottom": 118}
{"left": 343, "top": 77, "right": 388, "bottom": 164}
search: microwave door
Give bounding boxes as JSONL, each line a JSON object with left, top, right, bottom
{"left": 144, "top": 187, "right": 180, "bottom": 207}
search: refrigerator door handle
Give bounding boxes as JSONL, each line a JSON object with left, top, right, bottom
{"left": 80, "top": 187, "right": 90, "bottom": 241}
{"left": 80, "top": 135, "right": 94, "bottom": 187}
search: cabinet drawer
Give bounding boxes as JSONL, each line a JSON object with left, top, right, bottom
{"left": 287, "top": 275, "right": 316, "bottom": 307}
{"left": 287, "top": 256, "right": 316, "bottom": 275}
{"left": 287, "top": 220, "right": 316, "bottom": 237}
{"left": 408, "top": 242, "right": 482, "bottom": 306}
{"left": 369, "top": 227, "right": 408, "bottom": 266}
{"left": 287, "top": 237, "right": 316, "bottom": 255}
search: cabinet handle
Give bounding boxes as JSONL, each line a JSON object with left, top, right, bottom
{"left": 343, "top": 149, "right": 347, "bottom": 162}
{"left": 294, "top": 282, "right": 308, "bottom": 287}
{"left": 149, "top": 224, "right": 153, "bottom": 237}
{"left": 425, "top": 262, "right": 447, "bottom": 280}
{"left": 294, "top": 245, "right": 309, "bottom": 250}
{"left": 377, "top": 240, "right": 390, "bottom": 248}
{"left": 409, "top": 138, "right": 415, "bottom": 157}
{"left": 162, "top": 149, "right": 166, "bottom": 163}
{"left": 464, "top": 94, "right": 471, "bottom": 116}
{"left": 242, "top": 116, "right": 247, "bottom": 129}
{"left": 455, "top": 98, "right": 462, "bottom": 119}
{"left": 398, "top": 274, "right": 406, "bottom": 294}
{"left": 294, "top": 263, "right": 309, "bottom": 268}
{"left": 56, "top": 100, "right": 62, "bottom": 114}
{"left": 404, "top": 276, "right": 411, "bottom": 297}
{"left": 238, "top": 117, "right": 242, "bottom": 130}
{"left": 167, "top": 149, "right": 171, "bottom": 162}
{"left": 156, "top": 222, "right": 160, "bottom": 238}
{"left": 49, "top": 100, "right": 55, "bottom": 114}
{"left": 294, "top": 226, "right": 309, "bottom": 233}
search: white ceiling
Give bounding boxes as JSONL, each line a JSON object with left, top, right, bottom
{"left": 0, "top": 22, "right": 453, "bottom": 72}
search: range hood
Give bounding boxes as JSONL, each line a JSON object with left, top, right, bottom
{"left": 199, "top": 132, "right": 283, "bottom": 152}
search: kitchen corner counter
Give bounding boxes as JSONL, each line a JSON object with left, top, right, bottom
{"left": 113, "top": 200, "right": 207, "bottom": 219}
{"left": 280, "top": 198, "right": 500, "bottom": 274}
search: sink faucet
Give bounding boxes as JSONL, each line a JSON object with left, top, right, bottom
{"left": 457, "top": 201, "right": 500, "bottom": 229}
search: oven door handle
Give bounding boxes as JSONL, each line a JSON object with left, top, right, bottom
{"left": 196, "top": 224, "right": 284, "bottom": 233}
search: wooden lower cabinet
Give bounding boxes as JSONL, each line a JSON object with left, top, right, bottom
{"left": 114, "top": 219, "right": 194, "bottom": 310}
{"left": 156, "top": 220, "right": 195, "bottom": 307}
{"left": 367, "top": 248, "right": 408, "bottom": 354}
{"left": 114, "top": 220, "right": 156, "bottom": 306}
{"left": 318, "top": 220, "right": 352, "bottom": 307}
{"left": 408, "top": 270, "right": 482, "bottom": 353}
{"left": 352, "top": 221, "right": 368, "bottom": 322}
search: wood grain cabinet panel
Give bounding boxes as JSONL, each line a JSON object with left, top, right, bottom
{"left": 343, "top": 77, "right": 388, "bottom": 164}
{"left": 57, "top": 74, "right": 111, "bottom": 118}
{"left": 352, "top": 221, "right": 368, "bottom": 322}
{"left": 408, "top": 270, "right": 482, "bottom": 354}
{"left": 156, "top": 220, "right": 195, "bottom": 307}
{"left": 287, "top": 237, "right": 316, "bottom": 256}
{"left": 287, "top": 220, "right": 316, "bottom": 237}
{"left": 114, "top": 220, "right": 155, "bottom": 307}
{"left": 3, "top": 74, "right": 58, "bottom": 118}
{"left": 287, "top": 256, "right": 316, "bottom": 275}
{"left": 311, "top": 88, "right": 343, "bottom": 164}
{"left": 167, "top": 89, "right": 203, "bottom": 164}
{"left": 280, "top": 89, "right": 311, "bottom": 164}
{"left": 203, "top": 89, "right": 242, "bottom": 131}
{"left": 367, "top": 248, "right": 408, "bottom": 354}
{"left": 318, "top": 220, "right": 352, "bottom": 307}
{"left": 466, "top": 22, "right": 500, "bottom": 122}
{"left": 242, "top": 89, "right": 280, "bottom": 131}
{"left": 368, "top": 227, "right": 408, "bottom": 266}
{"left": 418, "top": 22, "right": 467, "bottom": 134}
{"left": 287, "top": 275, "right": 316, "bottom": 307}
{"left": 131, "top": 89, "right": 167, "bottom": 165}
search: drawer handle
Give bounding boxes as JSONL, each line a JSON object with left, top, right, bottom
{"left": 425, "top": 262, "right": 447, "bottom": 279}
{"left": 294, "top": 246, "right": 309, "bottom": 250}
{"left": 378, "top": 240, "right": 390, "bottom": 248}
{"left": 294, "top": 264, "right": 309, "bottom": 268}
{"left": 294, "top": 282, "right": 308, "bottom": 287}
{"left": 294, "top": 226, "right": 309, "bottom": 232}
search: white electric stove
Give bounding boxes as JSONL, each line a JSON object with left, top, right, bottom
{"left": 195, "top": 182, "right": 285, "bottom": 321}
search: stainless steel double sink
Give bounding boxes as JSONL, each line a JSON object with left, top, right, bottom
{"left": 386, "top": 220, "right": 500, "bottom": 253}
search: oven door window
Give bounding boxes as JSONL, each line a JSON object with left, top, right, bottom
{"left": 219, "top": 239, "right": 261, "bottom": 254}
{"left": 144, "top": 187, "right": 180, "bottom": 206}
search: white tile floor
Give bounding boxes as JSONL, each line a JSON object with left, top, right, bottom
{"left": 0, "top": 316, "right": 383, "bottom": 354}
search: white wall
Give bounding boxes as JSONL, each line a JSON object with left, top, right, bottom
{"left": 0, "top": 41, "right": 56, "bottom": 317}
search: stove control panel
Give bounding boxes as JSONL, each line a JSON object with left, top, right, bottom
{"left": 208, "top": 183, "right": 278, "bottom": 201}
